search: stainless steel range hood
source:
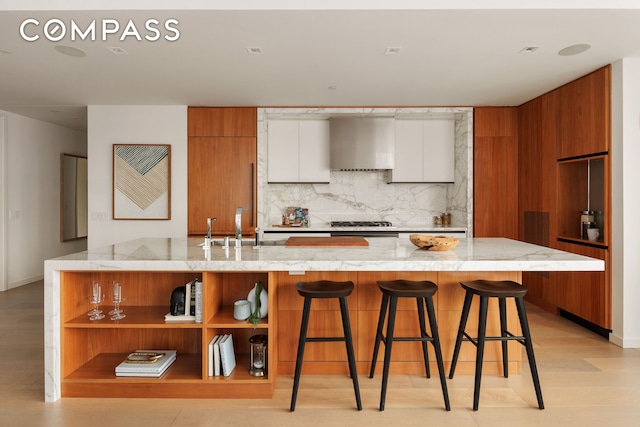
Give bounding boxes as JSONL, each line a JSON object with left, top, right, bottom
{"left": 329, "top": 117, "right": 395, "bottom": 170}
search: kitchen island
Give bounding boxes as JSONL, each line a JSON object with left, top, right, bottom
{"left": 44, "top": 237, "right": 603, "bottom": 402}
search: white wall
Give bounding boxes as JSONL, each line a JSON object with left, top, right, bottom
{"left": 2, "top": 111, "right": 87, "bottom": 289}
{"left": 87, "top": 106, "right": 187, "bottom": 249}
{"left": 610, "top": 59, "right": 640, "bottom": 348}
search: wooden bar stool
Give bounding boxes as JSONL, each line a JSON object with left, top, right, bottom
{"left": 290, "top": 280, "right": 362, "bottom": 412}
{"left": 369, "top": 280, "right": 450, "bottom": 411}
{"left": 448, "top": 280, "right": 544, "bottom": 410}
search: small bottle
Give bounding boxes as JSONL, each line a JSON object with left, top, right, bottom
{"left": 442, "top": 213, "right": 451, "bottom": 226}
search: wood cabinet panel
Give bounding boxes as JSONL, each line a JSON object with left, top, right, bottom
{"left": 474, "top": 107, "right": 517, "bottom": 137}
{"left": 553, "top": 242, "right": 610, "bottom": 329}
{"left": 473, "top": 107, "right": 518, "bottom": 238}
{"left": 556, "top": 66, "right": 611, "bottom": 159}
{"left": 188, "top": 136, "right": 257, "bottom": 236}
{"left": 188, "top": 107, "right": 257, "bottom": 137}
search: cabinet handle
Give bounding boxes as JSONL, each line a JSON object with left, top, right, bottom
{"left": 250, "top": 163, "right": 255, "bottom": 227}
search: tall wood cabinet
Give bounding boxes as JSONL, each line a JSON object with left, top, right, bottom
{"left": 516, "top": 66, "right": 612, "bottom": 330}
{"left": 188, "top": 107, "right": 257, "bottom": 237}
{"left": 473, "top": 107, "right": 519, "bottom": 239}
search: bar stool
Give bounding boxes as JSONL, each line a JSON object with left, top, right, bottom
{"left": 448, "top": 280, "right": 544, "bottom": 410}
{"left": 369, "top": 280, "right": 450, "bottom": 411}
{"left": 290, "top": 280, "right": 362, "bottom": 412}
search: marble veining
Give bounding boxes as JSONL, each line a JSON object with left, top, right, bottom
{"left": 256, "top": 107, "right": 473, "bottom": 233}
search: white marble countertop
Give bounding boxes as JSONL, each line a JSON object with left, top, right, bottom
{"left": 45, "top": 237, "right": 603, "bottom": 272}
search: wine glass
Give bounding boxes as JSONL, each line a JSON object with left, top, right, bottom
{"left": 88, "top": 282, "right": 105, "bottom": 320}
{"left": 110, "top": 281, "right": 126, "bottom": 320}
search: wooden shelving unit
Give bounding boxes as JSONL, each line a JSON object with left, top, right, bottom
{"left": 60, "top": 270, "right": 275, "bottom": 398}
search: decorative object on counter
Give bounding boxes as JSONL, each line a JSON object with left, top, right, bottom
{"left": 113, "top": 144, "right": 170, "bottom": 220}
{"left": 249, "top": 334, "right": 268, "bottom": 377}
{"left": 247, "top": 281, "right": 268, "bottom": 328}
{"left": 88, "top": 281, "right": 105, "bottom": 320}
{"left": 409, "top": 234, "right": 459, "bottom": 251}
{"left": 233, "top": 300, "right": 251, "bottom": 320}
{"left": 283, "top": 207, "right": 309, "bottom": 226}
{"left": 442, "top": 213, "right": 451, "bottom": 225}
{"left": 433, "top": 216, "right": 442, "bottom": 226}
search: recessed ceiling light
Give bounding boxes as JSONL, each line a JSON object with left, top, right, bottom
{"left": 385, "top": 47, "right": 401, "bottom": 55}
{"left": 519, "top": 46, "right": 541, "bottom": 54}
{"left": 246, "top": 47, "right": 263, "bottom": 55}
{"left": 106, "top": 46, "right": 128, "bottom": 55}
{"left": 54, "top": 45, "right": 86, "bottom": 57}
{"left": 558, "top": 43, "right": 591, "bottom": 56}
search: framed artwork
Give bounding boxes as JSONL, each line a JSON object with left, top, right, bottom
{"left": 113, "top": 144, "right": 171, "bottom": 220}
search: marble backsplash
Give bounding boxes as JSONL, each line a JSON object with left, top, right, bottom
{"left": 256, "top": 107, "right": 473, "bottom": 231}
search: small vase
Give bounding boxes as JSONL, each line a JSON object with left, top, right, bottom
{"left": 247, "top": 283, "right": 268, "bottom": 318}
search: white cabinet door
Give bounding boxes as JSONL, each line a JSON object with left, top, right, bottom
{"left": 299, "top": 120, "right": 330, "bottom": 183}
{"left": 267, "top": 119, "right": 330, "bottom": 183}
{"left": 390, "top": 120, "right": 424, "bottom": 182}
{"left": 267, "top": 120, "right": 299, "bottom": 182}
{"left": 423, "top": 119, "right": 455, "bottom": 182}
{"left": 390, "top": 119, "right": 455, "bottom": 183}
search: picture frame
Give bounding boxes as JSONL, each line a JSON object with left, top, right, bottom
{"left": 113, "top": 144, "right": 171, "bottom": 220}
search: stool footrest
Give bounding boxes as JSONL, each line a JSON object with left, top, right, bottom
{"left": 305, "top": 337, "right": 346, "bottom": 343}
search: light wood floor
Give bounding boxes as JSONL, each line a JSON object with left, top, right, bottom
{"left": 1, "top": 281, "right": 640, "bottom": 427}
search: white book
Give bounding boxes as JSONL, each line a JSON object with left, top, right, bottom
{"left": 115, "top": 350, "right": 177, "bottom": 375}
{"left": 164, "top": 312, "right": 196, "bottom": 322}
{"left": 208, "top": 335, "right": 220, "bottom": 377}
{"left": 195, "top": 279, "right": 203, "bottom": 323}
{"left": 213, "top": 335, "right": 222, "bottom": 376}
{"left": 219, "top": 334, "right": 236, "bottom": 377}
{"left": 184, "top": 281, "right": 192, "bottom": 316}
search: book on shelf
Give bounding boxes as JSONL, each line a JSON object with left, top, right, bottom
{"left": 218, "top": 334, "right": 236, "bottom": 377}
{"left": 164, "top": 312, "right": 196, "bottom": 322}
{"left": 115, "top": 350, "right": 177, "bottom": 377}
{"left": 184, "top": 280, "right": 192, "bottom": 317}
{"left": 208, "top": 335, "right": 222, "bottom": 376}
{"left": 195, "top": 279, "right": 203, "bottom": 323}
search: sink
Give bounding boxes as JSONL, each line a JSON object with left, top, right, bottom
{"left": 210, "top": 238, "right": 286, "bottom": 247}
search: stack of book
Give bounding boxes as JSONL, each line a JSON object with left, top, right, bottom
{"left": 207, "top": 334, "right": 236, "bottom": 377}
{"left": 115, "top": 350, "right": 177, "bottom": 378}
{"left": 164, "top": 279, "right": 202, "bottom": 323}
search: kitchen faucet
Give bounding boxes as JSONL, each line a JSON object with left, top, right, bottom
{"left": 235, "top": 206, "right": 248, "bottom": 245}
{"left": 204, "top": 217, "right": 216, "bottom": 247}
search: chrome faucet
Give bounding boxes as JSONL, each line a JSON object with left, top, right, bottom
{"left": 205, "top": 217, "right": 216, "bottom": 247}
{"left": 235, "top": 206, "right": 248, "bottom": 243}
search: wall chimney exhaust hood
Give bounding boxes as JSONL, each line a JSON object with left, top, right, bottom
{"left": 329, "top": 117, "right": 395, "bottom": 170}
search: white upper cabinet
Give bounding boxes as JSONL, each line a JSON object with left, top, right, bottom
{"left": 267, "top": 119, "right": 330, "bottom": 183}
{"left": 389, "top": 119, "right": 455, "bottom": 183}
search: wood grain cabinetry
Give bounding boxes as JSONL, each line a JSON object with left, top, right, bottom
{"left": 188, "top": 107, "right": 257, "bottom": 236}
{"left": 556, "top": 66, "right": 611, "bottom": 160}
{"left": 516, "top": 66, "right": 611, "bottom": 330}
{"left": 60, "top": 271, "right": 273, "bottom": 399}
{"left": 276, "top": 270, "right": 523, "bottom": 376}
{"left": 473, "top": 107, "right": 518, "bottom": 238}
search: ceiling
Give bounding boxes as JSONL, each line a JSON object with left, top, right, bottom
{"left": 2, "top": 2, "right": 640, "bottom": 131}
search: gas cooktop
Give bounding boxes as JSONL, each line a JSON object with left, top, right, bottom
{"left": 330, "top": 221, "right": 393, "bottom": 227}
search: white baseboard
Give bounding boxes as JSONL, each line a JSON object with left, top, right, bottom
{"left": 609, "top": 332, "right": 640, "bottom": 349}
{"left": 8, "top": 274, "right": 44, "bottom": 290}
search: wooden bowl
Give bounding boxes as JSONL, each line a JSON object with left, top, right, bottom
{"left": 409, "top": 234, "right": 459, "bottom": 251}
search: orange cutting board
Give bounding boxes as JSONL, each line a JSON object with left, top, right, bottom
{"left": 285, "top": 236, "right": 369, "bottom": 247}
